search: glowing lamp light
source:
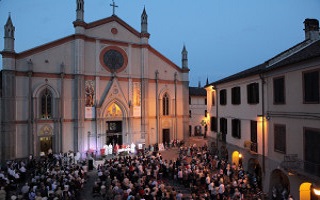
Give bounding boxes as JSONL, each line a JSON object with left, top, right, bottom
{"left": 201, "top": 119, "right": 207, "bottom": 126}
{"left": 314, "top": 188, "right": 320, "bottom": 196}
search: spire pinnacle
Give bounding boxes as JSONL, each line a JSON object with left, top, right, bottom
{"left": 141, "top": 6, "right": 148, "bottom": 34}
{"left": 3, "top": 12, "right": 15, "bottom": 52}
{"left": 76, "top": 0, "right": 84, "bottom": 21}
{"left": 181, "top": 44, "right": 188, "bottom": 69}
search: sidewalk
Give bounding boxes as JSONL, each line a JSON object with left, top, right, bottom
{"left": 80, "top": 169, "right": 100, "bottom": 200}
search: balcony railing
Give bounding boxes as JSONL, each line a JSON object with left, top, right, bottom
{"left": 280, "top": 154, "right": 320, "bottom": 178}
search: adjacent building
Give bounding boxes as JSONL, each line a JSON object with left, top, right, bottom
{"left": 189, "top": 84, "right": 208, "bottom": 137}
{"left": 205, "top": 18, "right": 320, "bottom": 199}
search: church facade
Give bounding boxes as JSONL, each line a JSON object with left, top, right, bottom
{"left": 0, "top": 0, "right": 190, "bottom": 162}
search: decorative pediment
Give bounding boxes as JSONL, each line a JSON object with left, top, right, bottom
{"left": 99, "top": 77, "right": 129, "bottom": 118}
{"left": 105, "top": 77, "right": 126, "bottom": 102}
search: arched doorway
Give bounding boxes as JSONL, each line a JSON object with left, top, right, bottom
{"left": 231, "top": 151, "right": 241, "bottom": 167}
{"left": 39, "top": 124, "right": 53, "bottom": 155}
{"left": 269, "top": 169, "right": 290, "bottom": 200}
{"left": 105, "top": 103, "right": 124, "bottom": 146}
{"left": 300, "top": 182, "right": 320, "bottom": 200}
{"left": 40, "top": 136, "right": 52, "bottom": 154}
{"left": 300, "top": 182, "right": 312, "bottom": 200}
{"left": 247, "top": 158, "right": 262, "bottom": 189}
{"left": 194, "top": 125, "right": 201, "bottom": 136}
{"left": 162, "top": 129, "right": 170, "bottom": 145}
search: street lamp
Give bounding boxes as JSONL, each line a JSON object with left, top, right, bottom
{"left": 313, "top": 185, "right": 320, "bottom": 199}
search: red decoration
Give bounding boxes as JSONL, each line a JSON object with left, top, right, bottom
{"left": 111, "top": 28, "right": 118, "bottom": 34}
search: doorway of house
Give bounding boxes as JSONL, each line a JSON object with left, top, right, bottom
{"left": 40, "top": 136, "right": 52, "bottom": 154}
{"left": 106, "top": 121, "right": 122, "bottom": 146}
{"left": 162, "top": 129, "right": 170, "bottom": 145}
{"left": 194, "top": 126, "right": 201, "bottom": 136}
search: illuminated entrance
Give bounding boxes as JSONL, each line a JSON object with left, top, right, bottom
{"left": 231, "top": 151, "right": 242, "bottom": 167}
{"left": 39, "top": 124, "right": 53, "bottom": 155}
{"left": 106, "top": 121, "right": 122, "bottom": 146}
{"left": 163, "top": 129, "right": 170, "bottom": 145}
{"left": 104, "top": 103, "right": 124, "bottom": 146}
{"left": 40, "top": 136, "right": 52, "bottom": 154}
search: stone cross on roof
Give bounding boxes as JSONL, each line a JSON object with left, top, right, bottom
{"left": 110, "top": 0, "right": 118, "bottom": 16}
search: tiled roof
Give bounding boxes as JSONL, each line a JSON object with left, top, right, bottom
{"left": 189, "top": 87, "right": 206, "bottom": 96}
{"left": 212, "top": 63, "right": 266, "bottom": 85}
{"left": 265, "top": 40, "right": 320, "bottom": 71}
{"left": 210, "top": 40, "right": 320, "bottom": 85}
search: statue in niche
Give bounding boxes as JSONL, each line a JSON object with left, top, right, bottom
{"left": 85, "top": 81, "right": 95, "bottom": 107}
{"left": 133, "top": 83, "right": 141, "bottom": 106}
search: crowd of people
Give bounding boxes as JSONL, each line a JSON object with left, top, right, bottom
{"left": 0, "top": 152, "right": 87, "bottom": 200}
{"left": 90, "top": 143, "right": 266, "bottom": 200}
{"left": 0, "top": 142, "right": 287, "bottom": 200}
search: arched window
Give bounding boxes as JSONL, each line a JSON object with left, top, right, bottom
{"left": 41, "top": 88, "right": 52, "bottom": 119}
{"left": 163, "top": 93, "right": 169, "bottom": 116}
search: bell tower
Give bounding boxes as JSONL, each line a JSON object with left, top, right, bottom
{"left": 1, "top": 13, "right": 17, "bottom": 162}
{"left": 2, "top": 13, "right": 16, "bottom": 70}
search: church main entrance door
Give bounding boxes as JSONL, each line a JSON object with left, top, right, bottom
{"left": 162, "top": 129, "right": 170, "bottom": 145}
{"left": 40, "top": 136, "right": 52, "bottom": 154}
{"left": 106, "top": 121, "right": 122, "bottom": 146}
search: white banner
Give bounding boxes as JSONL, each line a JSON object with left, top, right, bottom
{"left": 85, "top": 107, "right": 95, "bottom": 119}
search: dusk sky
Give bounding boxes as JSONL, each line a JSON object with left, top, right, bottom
{"left": 1, "top": 0, "right": 320, "bottom": 86}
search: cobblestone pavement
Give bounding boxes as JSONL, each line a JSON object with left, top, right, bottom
{"left": 79, "top": 136, "right": 207, "bottom": 200}
{"left": 80, "top": 169, "right": 101, "bottom": 200}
